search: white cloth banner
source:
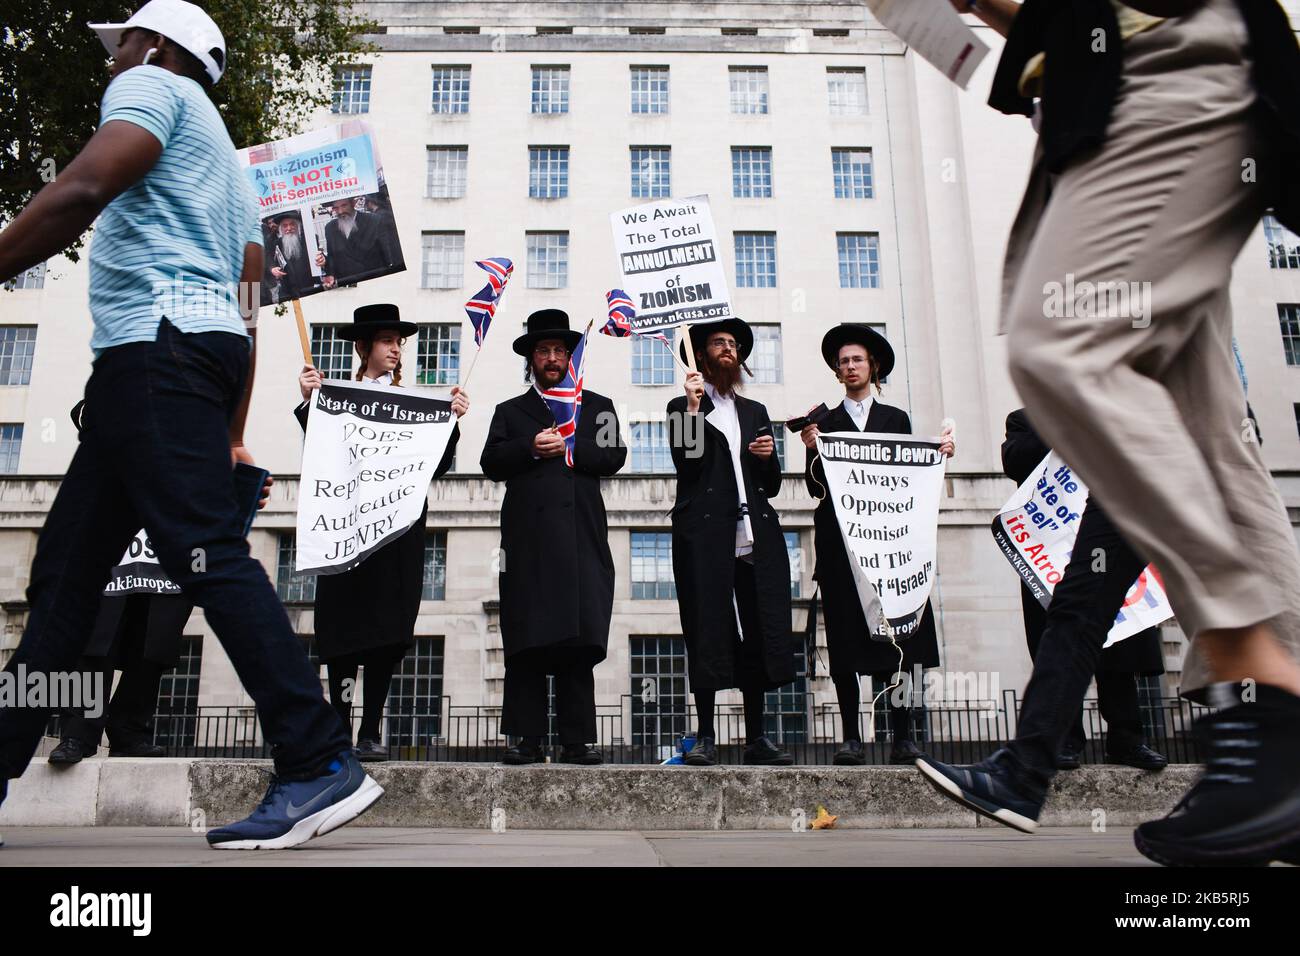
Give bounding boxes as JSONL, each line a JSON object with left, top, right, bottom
{"left": 296, "top": 380, "right": 455, "bottom": 575}
{"left": 609, "top": 194, "right": 732, "bottom": 333}
{"left": 865, "top": 0, "right": 990, "bottom": 89}
{"left": 103, "top": 530, "right": 182, "bottom": 597}
{"left": 815, "top": 432, "right": 947, "bottom": 639}
{"left": 991, "top": 452, "right": 1174, "bottom": 647}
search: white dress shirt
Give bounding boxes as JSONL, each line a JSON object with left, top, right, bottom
{"left": 704, "top": 383, "right": 754, "bottom": 558}
{"left": 843, "top": 394, "right": 874, "bottom": 431}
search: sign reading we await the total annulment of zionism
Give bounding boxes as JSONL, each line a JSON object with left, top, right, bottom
{"left": 609, "top": 195, "right": 733, "bottom": 334}
{"left": 238, "top": 120, "right": 406, "bottom": 307}
{"left": 991, "top": 452, "right": 1174, "bottom": 647}
{"left": 815, "top": 432, "right": 948, "bottom": 640}
{"left": 295, "top": 380, "right": 456, "bottom": 576}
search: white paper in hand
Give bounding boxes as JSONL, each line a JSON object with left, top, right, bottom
{"left": 865, "top": 0, "right": 989, "bottom": 89}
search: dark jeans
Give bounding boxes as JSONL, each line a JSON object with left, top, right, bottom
{"left": 1020, "top": 584, "right": 1145, "bottom": 755}
{"left": 1008, "top": 501, "right": 1147, "bottom": 783}
{"left": 0, "top": 319, "right": 350, "bottom": 782}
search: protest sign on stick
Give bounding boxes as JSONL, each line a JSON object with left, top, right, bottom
{"left": 865, "top": 0, "right": 989, "bottom": 89}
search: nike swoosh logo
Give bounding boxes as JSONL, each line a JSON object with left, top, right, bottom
{"left": 286, "top": 778, "right": 346, "bottom": 819}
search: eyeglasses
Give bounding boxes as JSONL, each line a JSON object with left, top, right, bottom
{"left": 533, "top": 346, "right": 570, "bottom": 358}
{"left": 707, "top": 339, "right": 738, "bottom": 353}
{"left": 837, "top": 356, "right": 870, "bottom": 368}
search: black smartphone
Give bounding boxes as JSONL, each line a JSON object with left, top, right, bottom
{"left": 233, "top": 462, "right": 271, "bottom": 537}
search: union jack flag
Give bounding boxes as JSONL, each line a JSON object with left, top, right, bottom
{"left": 465, "top": 257, "right": 514, "bottom": 347}
{"left": 541, "top": 321, "right": 591, "bottom": 468}
{"left": 600, "top": 289, "right": 670, "bottom": 348}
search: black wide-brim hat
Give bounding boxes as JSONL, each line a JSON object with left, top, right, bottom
{"left": 513, "top": 308, "right": 582, "bottom": 356}
{"left": 821, "top": 323, "right": 895, "bottom": 379}
{"left": 678, "top": 317, "right": 754, "bottom": 365}
{"left": 337, "top": 303, "right": 418, "bottom": 340}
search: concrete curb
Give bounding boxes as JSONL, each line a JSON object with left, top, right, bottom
{"left": 0, "top": 758, "right": 1197, "bottom": 830}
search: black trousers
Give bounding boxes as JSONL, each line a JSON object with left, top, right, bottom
{"left": 1020, "top": 584, "right": 1144, "bottom": 755}
{"left": 1008, "top": 501, "right": 1148, "bottom": 781}
{"left": 501, "top": 648, "right": 597, "bottom": 744}
{"left": 61, "top": 658, "right": 165, "bottom": 751}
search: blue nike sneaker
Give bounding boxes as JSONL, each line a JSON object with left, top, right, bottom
{"left": 915, "top": 748, "right": 1047, "bottom": 834}
{"left": 206, "top": 750, "right": 382, "bottom": 850}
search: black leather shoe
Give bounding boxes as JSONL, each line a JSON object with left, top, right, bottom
{"left": 353, "top": 738, "right": 389, "bottom": 763}
{"left": 889, "top": 739, "right": 925, "bottom": 765}
{"left": 49, "top": 739, "right": 95, "bottom": 765}
{"left": 1055, "top": 748, "right": 1082, "bottom": 771}
{"left": 501, "top": 740, "right": 546, "bottom": 765}
{"left": 560, "top": 744, "right": 603, "bottom": 765}
{"left": 683, "top": 735, "right": 717, "bottom": 766}
{"left": 1106, "top": 743, "right": 1168, "bottom": 771}
{"left": 744, "top": 736, "right": 794, "bottom": 766}
{"left": 833, "top": 739, "right": 867, "bottom": 766}
{"left": 108, "top": 741, "right": 165, "bottom": 758}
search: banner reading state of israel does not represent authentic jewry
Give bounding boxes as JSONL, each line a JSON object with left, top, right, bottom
{"left": 815, "top": 432, "right": 947, "bottom": 640}
{"left": 296, "top": 380, "right": 456, "bottom": 576}
{"left": 991, "top": 452, "right": 1174, "bottom": 647}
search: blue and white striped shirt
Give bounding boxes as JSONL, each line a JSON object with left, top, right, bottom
{"left": 87, "top": 66, "right": 262, "bottom": 354}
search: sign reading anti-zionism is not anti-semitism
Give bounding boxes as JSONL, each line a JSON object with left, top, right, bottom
{"left": 296, "top": 381, "right": 457, "bottom": 576}
{"left": 609, "top": 195, "right": 733, "bottom": 334}
{"left": 815, "top": 433, "right": 948, "bottom": 640}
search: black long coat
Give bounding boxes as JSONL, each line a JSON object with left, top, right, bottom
{"left": 805, "top": 399, "right": 941, "bottom": 677}
{"left": 1002, "top": 408, "right": 1164, "bottom": 675}
{"left": 480, "top": 388, "right": 626, "bottom": 664}
{"left": 667, "top": 391, "right": 796, "bottom": 691}
{"left": 322, "top": 211, "right": 404, "bottom": 286}
{"left": 85, "top": 594, "right": 192, "bottom": 669}
{"left": 295, "top": 401, "right": 459, "bottom": 664}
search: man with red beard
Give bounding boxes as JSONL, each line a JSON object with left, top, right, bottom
{"left": 667, "top": 319, "right": 797, "bottom": 766}
{"left": 481, "top": 309, "right": 626, "bottom": 764}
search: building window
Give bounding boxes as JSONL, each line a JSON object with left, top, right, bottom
{"left": 387, "top": 637, "right": 445, "bottom": 745}
{"left": 631, "top": 330, "right": 676, "bottom": 385}
{"left": 421, "top": 232, "right": 465, "bottom": 289}
{"left": 729, "top": 66, "right": 769, "bottom": 114}
{"left": 0, "top": 423, "right": 21, "bottom": 474}
{"left": 1281, "top": 304, "right": 1300, "bottom": 366}
{"left": 423, "top": 531, "right": 448, "bottom": 600}
{"left": 630, "top": 636, "right": 688, "bottom": 749}
{"left": 311, "top": 325, "right": 353, "bottom": 380}
{"left": 784, "top": 530, "right": 801, "bottom": 597}
{"left": 722, "top": 27, "right": 758, "bottom": 36}
{"left": 827, "top": 67, "right": 868, "bottom": 115}
{"left": 536, "top": 26, "right": 573, "bottom": 35}
{"left": 276, "top": 532, "right": 316, "bottom": 603}
{"left": 731, "top": 147, "right": 772, "bottom": 198}
{"left": 734, "top": 232, "right": 777, "bottom": 288}
{"left": 764, "top": 650, "right": 808, "bottom": 743}
{"left": 0, "top": 327, "right": 37, "bottom": 386}
{"left": 3, "top": 261, "right": 45, "bottom": 290}
{"left": 631, "top": 531, "right": 675, "bottom": 599}
{"left": 528, "top": 146, "right": 570, "bottom": 199}
{"left": 431, "top": 65, "right": 471, "bottom": 114}
{"left": 526, "top": 232, "right": 569, "bottom": 289}
{"left": 630, "top": 421, "right": 674, "bottom": 473}
{"left": 868, "top": 323, "right": 891, "bottom": 383}
{"left": 1265, "top": 215, "right": 1300, "bottom": 269}
{"left": 773, "top": 424, "right": 788, "bottom": 473}
{"left": 415, "top": 324, "right": 460, "bottom": 386}
{"left": 1294, "top": 403, "right": 1300, "bottom": 441}
{"left": 746, "top": 324, "right": 782, "bottom": 384}
{"left": 630, "top": 146, "right": 671, "bottom": 199}
{"left": 832, "top": 148, "right": 874, "bottom": 199}
{"left": 814, "top": 28, "right": 850, "bottom": 37}
{"left": 531, "top": 65, "right": 570, "bottom": 113}
{"left": 837, "top": 232, "right": 881, "bottom": 289}
{"left": 630, "top": 66, "right": 669, "bottom": 114}
{"left": 629, "top": 26, "right": 665, "bottom": 35}
{"left": 444, "top": 26, "right": 479, "bottom": 35}
{"left": 426, "top": 146, "right": 468, "bottom": 198}
{"left": 154, "top": 635, "right": 202, "bottom": 749}
{"left": 331, "top": 65, "right": 371, "bottom": 114}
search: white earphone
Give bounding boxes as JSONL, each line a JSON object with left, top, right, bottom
{"left": 142, "top": 47, "right": 159, "bottom": 66}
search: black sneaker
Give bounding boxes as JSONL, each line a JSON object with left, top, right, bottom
{"left": 353, "top": 738, "right": 389, "bottom": 763}
{"left": 560, "top": 744, "right": 604, "bottom": 765}
{"left": 833, "top": 739, "right": 866, "bottom": 766}
{"left": 743, "top": 736, "right": 794, "bottom": 766}
{"left": 890, "top": 739, "right": 925, "bottom": 765}
{"left": 683, "top": 735, "right": 717, "bottom": 766}
{"left": 916, "top": 748, "right": 1048, "bottom": 834}
{"left": 48, "top": 739, "right": 95, "bottom": 765}
{"left": 1106, "top": 743, "right": 1168, "bottom": 771}
{"left": 108, "top": 741, "right": 166, "bottom": 758}
{"left": 501, "top": 740, "right": 546, "bottom": 765}
{"left": 1055, "top": 748, "right": 1082, "bottom": 771}
{"left": 1134, "top": 683, "right": 1300, "bottom": 867}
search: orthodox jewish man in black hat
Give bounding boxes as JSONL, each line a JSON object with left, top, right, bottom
{"left": 481, "top": 309, "right": 626, "bottom": 765}
{"left": 667, "top": 318, "right": 798, "bottom": 766}
{"left": 295, "top": 304, "right": 466, "bottom": 761}
{"left": 801, "top": 324, "right": 954, "bottom": 765}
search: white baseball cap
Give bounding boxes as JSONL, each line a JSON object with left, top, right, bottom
{"left": 89, "top": 0, "right": 226, "bottom": 85}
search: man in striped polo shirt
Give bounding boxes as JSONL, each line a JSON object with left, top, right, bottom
{"left": 0, "top": 0, "right": 379, "bottom": 851}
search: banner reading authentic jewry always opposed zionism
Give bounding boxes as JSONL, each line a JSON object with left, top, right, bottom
{"left": 296, "top": 380, "right": 456, "bottom": 576}
{"left": 991, "top": 451, "right": 1174, "bottom": 647}
{"left": 815, "top": 432, "right": 947, "bottom": 640}
{"left": 609, "top": 194, "right": 732, "bottom": 334}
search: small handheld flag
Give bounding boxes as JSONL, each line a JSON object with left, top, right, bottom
{"left": 465, "top": 257, "right": 514, "bottom": 347}
{"left": 541, "top": 321, "right": 592, "bottom": 468}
